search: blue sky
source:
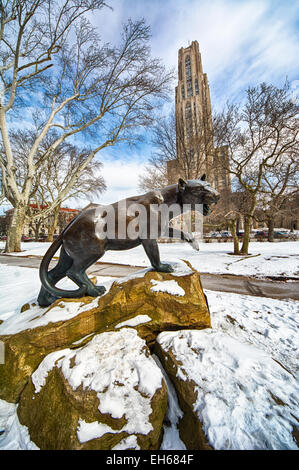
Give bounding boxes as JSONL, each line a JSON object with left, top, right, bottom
{"left": 95, "top": 0, "right": 299, "bottom": 105}
{"left": 2, "top": 0, "right": 299, "bottom": 212}
{"left": 81, "top": 0, "right": 299, "bottom": 206}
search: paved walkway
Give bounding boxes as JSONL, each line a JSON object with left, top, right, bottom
{"left": 1, "top": 254, "right": 298, "bottom": 301}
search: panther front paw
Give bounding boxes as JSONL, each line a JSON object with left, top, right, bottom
{"left": 190, "top": 239, "right": 200, "bottom": 251}
{"left": 86, "top": 284, "right": 106, "bottom": 297}
{"left": 155, "top": 263, "right": 174, "bottom": 273}
{"left": 96, "top": 285, "right": 106, "bottom": 296}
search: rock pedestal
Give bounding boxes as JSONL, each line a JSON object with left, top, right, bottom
{"left": 0, "top": 261, "right": 212, "bottom": 450}
{"left": 1, "top": 261, "right": 297, "bottom": 450}
{"left": 0, "top": 261, "right": 210, "bottom": 403}
{"left": 17, "top": 329, "right": 168, "bottom": 450}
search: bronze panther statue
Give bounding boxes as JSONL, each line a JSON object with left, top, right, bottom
{"left": 37, "top": 175, "right": 219, "bottom": 306}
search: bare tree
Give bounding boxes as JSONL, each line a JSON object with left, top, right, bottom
{"left": 256, "top": 150, "right": 299, "bottom": 241}
{"left": 31, "top": 133, "right": 106, "bottom": 241}
{"left": 205, "top": 188, "right": 245, "bottom": 254}
{"left": 214, "top": 82, "right": 299, "bottom": 254}
{"left": 0, "top": 177, "right": 5, "bottom": 205}
{"left": 138, "top": 112, "right": 176, "bottom": 191}
{"left": 3, "top": 128, "right": 106, "bottom": 240}
{"left": 139, "top": 108, "right": 215, "bottom": 191}
{"left": 0, "top": 1, "right": 174, "bottom": 251}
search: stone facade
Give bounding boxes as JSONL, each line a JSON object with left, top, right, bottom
{"left": 4, "top": 205, "right": 80, "bottom": 239}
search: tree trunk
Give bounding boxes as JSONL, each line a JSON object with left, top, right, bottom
{"left": 5, "top": 204, "right": 26, "bottom": 253}
{"left": 229, "top": 219, "right": 239, "bottom": 255}
{"left": 267, "top": 218, "right": 274, "bottom": 242}
{"left": 33, "top": 220, "right": 42, "bottom": 241}
{"left": 240, "top": 216, "right": 252, "bottom": 255}
{"left": 240, "top": 195, "right": 256, "bottom": 255}
{"left": 47, "top": 206, "right": 60, "bottom": 242}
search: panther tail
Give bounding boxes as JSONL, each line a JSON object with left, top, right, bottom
{"left": 39, "top": 234, "right": 86, "bottom": 299}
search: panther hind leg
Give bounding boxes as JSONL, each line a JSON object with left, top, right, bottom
{"left": 37, "top": 246, "right": 73, "bottom": 307}
{"left": 65, "top": 252, "right": 106, "bottom": 298}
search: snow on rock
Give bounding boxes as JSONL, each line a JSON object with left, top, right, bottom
{"left": 0, "top": 268, "right": 115, "bottom": 335}
{"left": 115, "top": 314, "right": 152, "bottom": 329}
{"left": 61, "top": 329, "right": 163, "bottom": 424}
{"left": 166, "top": 261, "right": 194, "bottom": 277}
{"left": 157, "top": 329, "right": 299, "bottom": 450}
{"left": 112, "top": 435, "right": 140, "bottom": 450}
{"left": 17, "top": 328, "right": 168, "bottom": 450}
{"left": 72, "top": 333, "right": 94, "bottom": 346}
{"left": 31, "top": 349, "right": 72, "bottom": 394}
{"left": 0, "top": 299, "right": 89, "bottom": 335}
{"left": 77, "top": 419, "right": 120, "bottom": 442}
{"left": 151, "top": 280, "right": 185, "bottom": 296}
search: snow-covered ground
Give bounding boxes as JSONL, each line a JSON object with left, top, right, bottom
{"left": 158, "top": 329, "right": 298, "bottom": 450}
{"left": 105, "top": 240, "right": 299, "bottom": 279}
{"left": 0, "top": 241, "right": 298, "bottom": 449}
{"left": 1, "top": 240, "right": 299, "bottom": 278}
{"left": 0, "top": 258, "right": 298, "bottom": 450}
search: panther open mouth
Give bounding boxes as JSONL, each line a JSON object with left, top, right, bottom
{"left": 203, "top": 203, "right": 211, "bottom": 216}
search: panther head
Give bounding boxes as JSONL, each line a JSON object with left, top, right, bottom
{"left": 177, "top": 174, "right": 220, "bottom": 215}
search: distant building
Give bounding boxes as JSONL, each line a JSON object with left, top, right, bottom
{"left": 168, "top": 40, "right": 230, "bottom": 192}
{"left": 272, "top": 193, "right": 299, "bottom": 231}
{"left": 5, "top": 205, "right": 80, "bottom": 239}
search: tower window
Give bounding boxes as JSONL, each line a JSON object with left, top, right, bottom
{"left": 185, "top": 55, "right": 191, "bottom": 78}
{"left": 185, "top": 101, "right": 193, "bottom": 138}
{"left": 187, "top": 77, "right": 193, "bottom": 97}
{"left": 185, "top": 101, "right": 192, "bottom": 119}
{"left": 181, "top": 84, "right": 185, "bottom": 100}
{"left": 195, "top": 78, "right": 199, "bottom": 95}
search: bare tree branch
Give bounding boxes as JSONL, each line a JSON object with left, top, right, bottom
{"left": 0, "top": 4, "right": 174, "bottom": 251}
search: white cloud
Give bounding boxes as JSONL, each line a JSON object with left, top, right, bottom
{"left": 65, "top": 0, "right": 299, "bottom": 208}
{"left": 92, "top": 0, "right": 299, "bottom": 110}
{"left": 66, "top": 151, "right": 148, "bottom": 208}
{"left": 100, "top": 156, "right": 147, "bottom": 204}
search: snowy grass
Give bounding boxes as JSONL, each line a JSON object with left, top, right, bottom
{"left": 158, "top": 329, "right": 299, "bottom": 450}
{"left": 207, "top": 290, "right": 299, "bottom": 376}
{"left": 1, "top": 240, "right": 298, "bottom": 278}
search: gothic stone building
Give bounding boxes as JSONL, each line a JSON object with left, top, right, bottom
{"left": 4, "top": 205, "right": 80, "bottom": 239}
{"left": 167, "top": 40, "right": 230, "bottom": 192}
